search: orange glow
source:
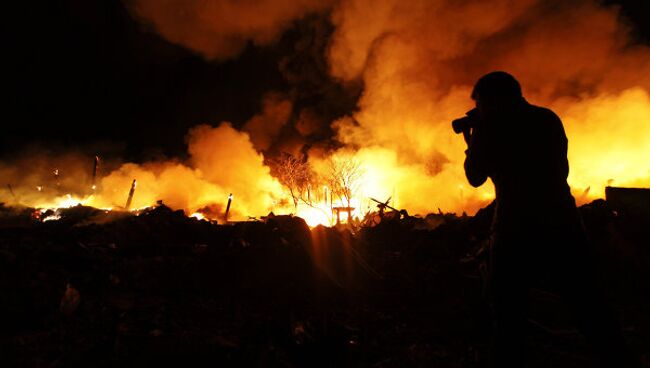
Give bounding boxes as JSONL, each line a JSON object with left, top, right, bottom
{"left": 38, "top": 194, "right": 86, "bottom": 209}
{"left": 2, "top": 1, "right": 650, "bottom": 225}
{"left": 190, "top": 212, "right": 206, "bottom": 221}
{"left": 295, "top": 205, "right": 331, "bottom": 227}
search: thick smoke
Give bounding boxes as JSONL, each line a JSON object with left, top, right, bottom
{"left": 187, "top": 123, "right": 284, "bottom": 215}
{"left": 0, "top": 124, "right": 286, "bottom": 221}
{"left": 5, "top": 0, "right": 650, "bottom": 219}
{"left": 127, "top": 0, "right": 332, "bottom": 60}
{"left": 325, "top": 0, "right": 650, "bottom": 212}
{"left": 0, "top": 149, "right": 102, "bottom": 208}
{"left": 242, "top": 93, "right": 293, "bottom": 151}
{"left": 247, "top": 15, "right": 362, "bottom": 158}
{"left": 94, "top": 123, "right": 284, "bottom": 218}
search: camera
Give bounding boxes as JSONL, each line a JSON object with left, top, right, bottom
{"left": 452, "top": 108, "right": 479, "bottom": 134}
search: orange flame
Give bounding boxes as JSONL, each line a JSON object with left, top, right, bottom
{"left": 3, "top": 0, "right": 650, "bottom": 225}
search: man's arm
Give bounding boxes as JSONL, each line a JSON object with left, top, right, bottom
{"left": 550, "top": 114, "right": 569, "bottom": 180}
{"left": 464, "top": 126, "right": 490, "bottom": 187}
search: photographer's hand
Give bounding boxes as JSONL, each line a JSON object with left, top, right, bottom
{"left": 462, "top": 129, "right": 471, "bottom": 145}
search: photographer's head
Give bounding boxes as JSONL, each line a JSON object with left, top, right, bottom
{"left": 471, "top": 71, "right": 523, "bottom": 116}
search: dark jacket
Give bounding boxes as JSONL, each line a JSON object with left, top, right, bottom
{"left": 464, "top": 101, "right": 579, "bottom": 235}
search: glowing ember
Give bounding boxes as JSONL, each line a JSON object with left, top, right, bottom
{"left": 190, "top": 212, "right": 206, "bottom": 220}
{"left": 42, "top": 213, "right": 62, "bottom": 222}
{"left": 39, "top": 194, "right": 84, "bottom": 209}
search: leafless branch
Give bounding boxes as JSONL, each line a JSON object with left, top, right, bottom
{"left": 271, "top": 152, "right": 315, "bottom": 210}
{"left": 327, "top": 155, "right": 363, "bottom": 208}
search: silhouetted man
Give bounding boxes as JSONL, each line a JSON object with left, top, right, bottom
{"left": 461, "top": 71, "right": 634, "bottom": 367}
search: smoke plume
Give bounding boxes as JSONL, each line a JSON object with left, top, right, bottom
{"left": 127, "top": 0, "right": 333, "bottom": 60}
{"left": 325, "top": 0, "right": 650, "bottom": 213}
{"left": 4, "top": 0, "right": 650, "bottom": 221}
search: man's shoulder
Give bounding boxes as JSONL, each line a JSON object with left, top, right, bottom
{"left": 526, "top": 104, "right": 561, "bottom": 122}
{"left": 525, "top": 104, "right": 566, "bottom": 139}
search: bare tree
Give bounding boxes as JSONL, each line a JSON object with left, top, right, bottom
{"left": 327, "top": 155, "right": 363, "bottom": 208}
{"left": 271, "top": 152, "right": 314, "bottom": 210}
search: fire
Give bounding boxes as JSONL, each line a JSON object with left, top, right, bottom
{"left": 2, "top": 0, "right": 650, "bottom": 225}
{"left": 562, "top": 88, "right": 650, "bottom": 201}
{"left": 42, "top": 213, "right": 62, "bottom": 222}
{"left": 4, "top": 95, "right": 649, "bottom": 226}
{"left": 189, "top": 212, "right": 206, "bottom": 221}
{"left": 3, "top": 89, "right": 649, "bottom": 225}
{"left": 295, "top": 206, "right": 331, "bottom": 227}
{"left": 38, "top": 194, "right": 87, "bottom": 210}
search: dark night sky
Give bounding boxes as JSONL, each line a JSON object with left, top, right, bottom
{"left": 1, "top": 0, "right": 648, "bottom": 161}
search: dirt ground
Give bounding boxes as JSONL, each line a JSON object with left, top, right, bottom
{"left": 1, "top": 201, "right": 648, "bottom": 367}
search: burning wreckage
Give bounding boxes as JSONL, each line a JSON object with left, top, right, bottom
{"left": 1, "top": 167, "right": 650, "bottom": 366}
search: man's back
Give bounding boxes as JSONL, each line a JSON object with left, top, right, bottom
{"left": 465, "top": 101, "right": 577, "bottom": 233}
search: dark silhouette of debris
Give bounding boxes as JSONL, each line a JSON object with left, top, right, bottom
{"left": 0, "top": 200, "right": 648, "bottom": 366}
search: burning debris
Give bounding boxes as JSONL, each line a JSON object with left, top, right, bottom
{"left": 3, "top": 145, "right": 649, "bottom": 232}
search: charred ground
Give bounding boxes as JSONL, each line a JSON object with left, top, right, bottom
{"left": 1, "top": 200, "right": 649, "bottom": 367}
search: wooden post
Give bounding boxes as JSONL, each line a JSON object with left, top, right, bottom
{"left": 225, "top": 193, "right": 233, "bottom": 222}
{"left": 91, "top": 156, "right": 99, "bottom": 191}
{"left": 125, "top": 179, "right": 136, "bottom": 210}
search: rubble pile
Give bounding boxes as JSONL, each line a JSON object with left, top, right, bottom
{"left": 0, "top": 201, "right": 648, "bottom": 367}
